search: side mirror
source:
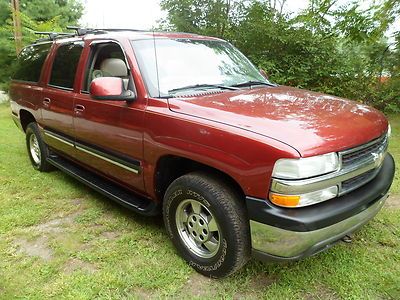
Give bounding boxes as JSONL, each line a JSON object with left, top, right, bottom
{"left": 89, "top": 77, "right": 136, "bottom": 101}
{"left": 259, "top": 69, "right": 269, "bottom": 80}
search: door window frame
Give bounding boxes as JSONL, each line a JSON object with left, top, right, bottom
{"left": 81, "top": 40, "right": 135, "bottom": 95}
{"left": 47, "top": 41, "right": 84, "bottom": 91}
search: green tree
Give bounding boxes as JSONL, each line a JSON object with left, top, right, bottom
{"left": 0, "top": 0, "right": 83, "bottom": 27}
{"left": 159, "top": 0, "right": 245, "bottom": 38}
{"left": 159, "top": 0, "right": 400, "bottom": 112}
{"left": 20, "top": 0, "right": 83, "bottom": 27}
{"left": 0, "top": 0, "right": 83, "bottom": 91}
{"left": 0, "top": 1, "right": 10, "bottom": 24}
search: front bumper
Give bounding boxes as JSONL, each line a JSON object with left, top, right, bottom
{"left": 247, "top": 153, "right": 395, "bottom": 261}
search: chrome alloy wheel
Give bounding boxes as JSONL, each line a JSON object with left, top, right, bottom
{"left": 29, "top": 133, "right": 41, "bottom": 165}
{"left": 175, "top": 199, "right": 221, "bottom": 258}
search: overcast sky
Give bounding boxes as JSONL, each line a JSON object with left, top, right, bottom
{"left": 80, "top": 0, "right": 398, "bottom": 38}
{"left": 80, "top": 0, "right": 314, "bottom": 29}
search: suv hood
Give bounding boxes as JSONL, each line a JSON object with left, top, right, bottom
{"left": 167, "top": 86, "right": 388, "bottom": 157}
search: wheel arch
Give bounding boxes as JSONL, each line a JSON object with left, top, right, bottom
{"left": 19, "top": 109, "right": 36, "bottom": 132}
{"left": 154, "top": 155, "right": 246, "bottom": 203}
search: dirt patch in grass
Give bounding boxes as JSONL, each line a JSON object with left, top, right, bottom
{"left": 14, "top": 236, "right": 53, "bottom": 261}
{"left": 247, "top": 273, "right": 276, "bottom": 289}
{"left": 32, "top": 217, "right": 71, "bottom": 234}
{"left": 30, "top": 210, "right": 82, "bottom": 234}
{"left": 178, "top": 272, "right": 216, "bottom": 298}
{"left": 385, "top": 195, "right": 400, "bottom": 209}
{"left": 234, "top": 273, "right": 277, "bottom": 299}
{"left": 12, "top": 211, "right": 85, "bottom": 261}
{"left": 63, "top": 258, "right": 97, "bottom": 274}
{"left": 131, "top": 287, "right": 156, "bottom": 299}
{"left": 303, "top": 285, "right": 340, "bottom": 300}
{"left": 72, "top": 198, "right": 85, "bottom": 206}
{"left": 101, "top": 231, "right": 120, "bottom": 240}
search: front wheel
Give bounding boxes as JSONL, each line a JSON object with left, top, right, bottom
{"left": 163, "top": 172, "right": 251, "bottom": 278}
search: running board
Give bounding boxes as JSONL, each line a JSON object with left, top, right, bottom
{"left": 47, "top": 154, "right": 159, "bottom": 216}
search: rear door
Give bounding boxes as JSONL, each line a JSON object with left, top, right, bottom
{"left": 9, "top": 43, "right": 52, "bottom": 126}
{"left": 73, "top": 40, "right": 146, "bottom": 192}
{"left": 41, "top": 41, "right": 84, "bottom": 156}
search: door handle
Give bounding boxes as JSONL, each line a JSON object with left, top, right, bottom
{"left": 74, "top": 104, "right": 85, "bottom": 113}
{"left": 43, "top": 98, "right": 51, "bottom": 107}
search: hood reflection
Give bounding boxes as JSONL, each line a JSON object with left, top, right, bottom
{"left": 168, "top": 86, "right": 387, "bottom": 157}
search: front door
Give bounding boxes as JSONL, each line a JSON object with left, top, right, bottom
{"left": 73, "top": 41, "right": 145, "bottom": 192}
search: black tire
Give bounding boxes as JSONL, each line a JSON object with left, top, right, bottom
{"left": 25, "top": 122, "right": 53, "bottom": 172}
{"left": 163, "top": 172, "right": 251, "bottom": 278}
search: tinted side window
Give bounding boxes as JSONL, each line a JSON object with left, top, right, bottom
{"left": 49, "top": 42, "right": 83, "bottom": 89}
{"left": 13, "top": 43, "right": 52, "bottom": 82}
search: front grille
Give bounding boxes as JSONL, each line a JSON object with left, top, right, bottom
{"left": 341, "top": 135, "right": 388, "bottom": 169}
{"left": 341, "top": 169, "right": 378, "bottom": 194}
{"left": 339, "top": 133, "right": 388, "bottom": 195}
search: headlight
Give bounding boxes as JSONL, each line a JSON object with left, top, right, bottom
{"left": 272, "top": 152, "right": 339, "bottom": 180}
{"left": 388, "top": 124, "right": 391, "bottom": 138}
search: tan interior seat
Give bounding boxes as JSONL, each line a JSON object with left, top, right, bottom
{"left": 92, "top": 58, "right": 129, "bottom": 89}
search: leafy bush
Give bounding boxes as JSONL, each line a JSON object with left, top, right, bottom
{"left": 160, "top": 0, "right": 400, "bottom": 113}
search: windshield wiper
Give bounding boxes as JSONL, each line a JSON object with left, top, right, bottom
{"left": 231, "top": 80, "right": 276, "bottom": 88}
{"left": 168, "top": 84, "right": 239, "bottom": 94}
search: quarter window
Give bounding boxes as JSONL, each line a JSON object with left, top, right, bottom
{"left": 49, "top": 42, "right": 83, "bottom": 89}
{"left": 13, "top": 43, "right": 52, "bottom": 82}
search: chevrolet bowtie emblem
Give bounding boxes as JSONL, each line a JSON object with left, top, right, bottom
{"left": 372, "top": 152, "right": 382, "bottom": 166}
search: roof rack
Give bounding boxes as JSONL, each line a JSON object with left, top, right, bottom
{"left": 67, "top": 26, "right": 150, "bottom": 35}
{"left": 34, "top": 31, "right": 77, "bottom": 43}
{"left": 95, "top": 28, "right": 150, "bottom": 33}
{"left": 33, "top": 26, "right": 152, "bottom": 43}
{"left": 66, "top": 26, "right": 103, "bottom": 36}
{"left": 34, "top": 31, "right": 76, "bottom": 39}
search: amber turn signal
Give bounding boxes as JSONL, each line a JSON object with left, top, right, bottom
{"left": 269, "top": 193, "right": 300, "bottom": 208}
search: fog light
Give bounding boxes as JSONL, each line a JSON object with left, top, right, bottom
{"left": 269, "top": 186, "right": 338, "bottom": 208}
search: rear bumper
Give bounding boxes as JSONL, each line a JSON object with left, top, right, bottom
{"left": 247, "top": 153, "right": 395, "bottom": 261}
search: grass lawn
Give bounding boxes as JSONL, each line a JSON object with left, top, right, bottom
{"left": 0, "top": 103, "right": 399, "bottom": 299}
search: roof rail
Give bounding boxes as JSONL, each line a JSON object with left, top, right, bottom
{"left": 96, "top": 28, "right": 149, "bottom": 32}
{"left": 67, "top": 26, "right": 150, "bottom": 35}
{"left": 33, "top": 27, "right": 152, "bottom": 43}
{"left": 66, "top": 26, "right": 103, "bottom": 36}
{"left": 34, "top": 31, "right": 76, "bottom": 41}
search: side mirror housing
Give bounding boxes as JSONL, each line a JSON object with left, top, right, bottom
{"left": 89, "top": 77, "right": 136, "bottom": 101}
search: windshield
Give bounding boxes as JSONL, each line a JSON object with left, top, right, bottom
{"left": 131, "top": 38, "right": 269, "bottom": 97}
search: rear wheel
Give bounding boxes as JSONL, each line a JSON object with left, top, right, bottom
{"left": 25, "top": 122, "right": 53, "bottom": 172}
{"left": 163, "top": 172, "right": 251, "bottom": 278}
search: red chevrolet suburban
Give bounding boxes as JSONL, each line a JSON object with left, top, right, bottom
{"left": 9, "top": 28, "right": 395, "bottom": 278}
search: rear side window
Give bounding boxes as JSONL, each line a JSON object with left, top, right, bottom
{"left": 13, "top": 43, "right": 52, "bottom": 82}
{"left": 49, "top": 42, "right": 83, "bottom": 89}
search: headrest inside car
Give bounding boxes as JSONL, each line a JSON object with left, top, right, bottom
{"left": 100, "top": 58, "right": 128, "bottom": 77}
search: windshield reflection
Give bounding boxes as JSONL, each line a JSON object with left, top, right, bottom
{"left": 131, "top": 38, "right": 269, "bottom": 97}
